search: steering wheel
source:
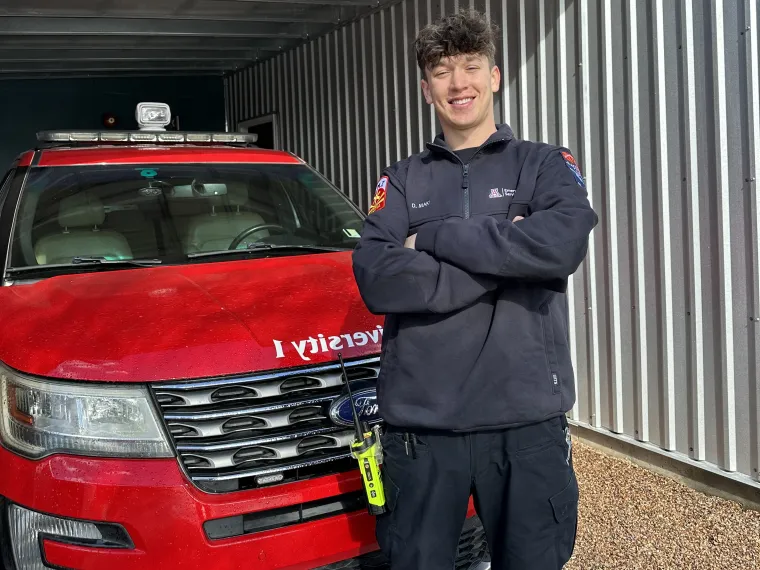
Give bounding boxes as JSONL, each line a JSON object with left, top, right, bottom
{"left": 228, "top": 224, "right": 288, "bottom": 250}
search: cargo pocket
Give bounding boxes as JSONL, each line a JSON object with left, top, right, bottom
{"left": 549, "top": 473, "right": 579, "bottom": 565}
{"left": 375, "top": 470, "right": 402, "bottom": 561}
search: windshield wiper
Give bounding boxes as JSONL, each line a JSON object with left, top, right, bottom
{"left": 71, "top": 257, "right": 162, "bottom": 266}
{"left": 187, "top": 244, "right": 348, "bottom": 259}
{"left": 6, "top": 258, "right": 162, "bottom": 275}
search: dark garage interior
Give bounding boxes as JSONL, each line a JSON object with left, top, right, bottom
{"left": 0, "top": 0, "right": 386, "bottom": 167}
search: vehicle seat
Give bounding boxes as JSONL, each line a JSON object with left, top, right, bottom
{"left": 184, "top": 185, "right": 269, "bottom": 253}
{"left": 34, "top": 193, "right": 133, "bottom": 265}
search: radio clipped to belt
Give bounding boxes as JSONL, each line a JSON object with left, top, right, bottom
{"left": 337, "top": 353, "right": 386, "bottom": 516}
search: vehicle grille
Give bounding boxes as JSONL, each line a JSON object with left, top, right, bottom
{"left": 151, "top": 357, "right": 381, "bottom": 493}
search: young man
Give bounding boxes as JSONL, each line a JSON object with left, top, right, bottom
{"left": 352, "top": 9, "right": 598, "bottom": 570}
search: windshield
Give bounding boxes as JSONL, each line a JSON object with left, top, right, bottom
{"left": 7, "top": 163, "right": 364, "bottom": 273}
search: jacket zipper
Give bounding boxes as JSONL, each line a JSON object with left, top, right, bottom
{"left": 428, "top": 136, "right": 510, "bottom": 221}
{"left": 462, "top": 164, "right": 470, "bottom": 218}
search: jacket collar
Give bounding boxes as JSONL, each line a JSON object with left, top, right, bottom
{"left": 427, "top": 123, "right": 514, "bottom": 153}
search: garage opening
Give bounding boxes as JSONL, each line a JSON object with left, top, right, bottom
{"left": 0, "top": 0, "right": 390, "bottom": 167}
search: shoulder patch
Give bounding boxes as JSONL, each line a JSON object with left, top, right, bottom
{"left": 368, "top": 176, "right": 388, "bottom": 214}
{"left": 561, "top": 151, "right": 585, "bottom": 188}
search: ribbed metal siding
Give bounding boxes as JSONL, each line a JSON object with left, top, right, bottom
{"left": 225, "top": 0, "right": 760, "bottom": 489}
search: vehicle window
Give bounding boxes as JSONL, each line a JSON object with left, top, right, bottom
{"left": 0, "top": 169, "right": 13, "bottom": 205}
{"left": 7, "top": 164, "right": 364, "bottom": 271}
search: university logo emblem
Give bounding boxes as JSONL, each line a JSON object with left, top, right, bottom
{"left": 369, "top": 176, "right": 388, "bottom": 214}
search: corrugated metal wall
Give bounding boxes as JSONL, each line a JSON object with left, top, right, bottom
{"left": 225, "top": 0, "right": 760, "bottom": 489}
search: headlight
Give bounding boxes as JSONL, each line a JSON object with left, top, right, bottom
{"left": 0, "top": 366, "right": 172, "bottom": 459}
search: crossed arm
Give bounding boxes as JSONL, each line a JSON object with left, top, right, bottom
{"left": 351, "top": 150, "right": 598, "bottom": 315}
{"left": 402, "top": 213, "right": 524, "bottom": 250}
{"left": 407, "top": 149, "right": 598, "bottom": 281}
{"left": 351, "top": 171, "right": 502, "bottom": 315}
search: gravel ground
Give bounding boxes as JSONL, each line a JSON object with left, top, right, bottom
{"left": 565, "top": 440, "right": 760, "bottom": 570}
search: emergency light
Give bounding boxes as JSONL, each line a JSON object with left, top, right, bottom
{"left": 136, "top": 102, "right": 171, "bottom": 131}
{"left": 36, "top": 131, "right": 258, "bottom": 144}
{"left": 36, "top": 102, "right": 258, "bottom": 145}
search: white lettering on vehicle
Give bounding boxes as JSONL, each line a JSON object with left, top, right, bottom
{"left": 272, "top": 326, "right": 384, "bottom": 361}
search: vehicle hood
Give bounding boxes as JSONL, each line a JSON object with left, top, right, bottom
{"left": 0, "top": 253, "right": 384, "bottom": 382}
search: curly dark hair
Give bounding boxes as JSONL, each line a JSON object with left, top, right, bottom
{"left": 414, "top": 9, "right": 499, "bottom": 74}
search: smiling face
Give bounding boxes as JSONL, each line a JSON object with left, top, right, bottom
{"left": 421, "top": 52, "right": 500, "bottom": 141}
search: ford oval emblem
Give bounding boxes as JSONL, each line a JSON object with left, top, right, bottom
{"left": 329, "top": 387, "right": 380, "bottom": 427}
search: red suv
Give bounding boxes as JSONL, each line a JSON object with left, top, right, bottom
{"left": 0, "top": 104, "right": 489, "bottom": 569}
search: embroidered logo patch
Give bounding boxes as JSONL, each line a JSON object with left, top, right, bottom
{"left": 488, "top": 188, "right": 515, "bottom": 199}
{"left": 561, "top": 151, "right": 585, "bottom": 188}
{"left": 368, "top": 176, "right": 388, "bottom": 214}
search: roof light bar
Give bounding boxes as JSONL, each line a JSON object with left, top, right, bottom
{"left": 36, "top": 131, "right": 258, "bottom": 145}
{"left": 158, "top": 133, "right": 185, "bottom": 142}
{"left": 35, "top": 102, "right": 258, "bottom": 146}
{"left": 100, "top": 132, "right": 130, "bottom": 142}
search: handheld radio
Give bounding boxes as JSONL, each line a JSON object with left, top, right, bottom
{"left": 337, "top": 353, "right": 386, "bottom": 515}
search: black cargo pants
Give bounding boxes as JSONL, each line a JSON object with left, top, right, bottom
{"left": 375, "top": 415, "right": 578, "bottom": 569}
